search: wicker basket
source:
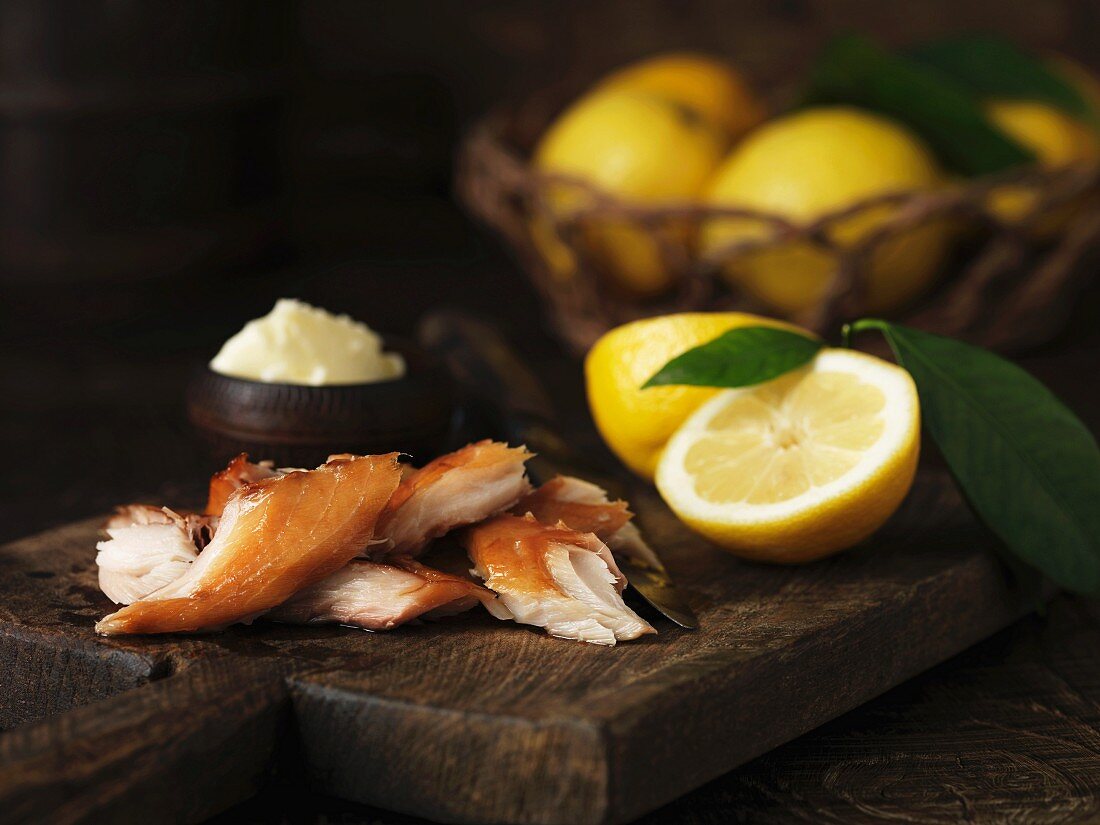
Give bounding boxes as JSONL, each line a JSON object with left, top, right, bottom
{"left": 456, "top": 97, "right": 1100, "bottom": 355}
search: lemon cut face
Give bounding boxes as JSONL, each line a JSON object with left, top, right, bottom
{"left": 656, "top": 349, "right": 920, "bottom": 562}
{"left": 584, "top": 312, "right": 799, "bottom": 480}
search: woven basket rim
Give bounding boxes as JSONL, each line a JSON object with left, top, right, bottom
{"left": 466, "top": 106, "right": 1100, "bottom": 233}
{"left": 456, "top": 102, "right": 1100, "bottom": 356}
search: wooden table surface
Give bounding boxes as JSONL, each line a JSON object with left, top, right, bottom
{"left": 4, "top": 200, "right": 1100, "bottom": 824}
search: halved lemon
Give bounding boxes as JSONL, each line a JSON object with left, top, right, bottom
{"left": 655, "top": 349, "right": 920, "bottom": 562}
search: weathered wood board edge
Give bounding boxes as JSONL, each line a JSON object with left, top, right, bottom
{"left": 290, "top": 677, "right": 611, "bottom": 824}
{"left": 0, "top": 657, "right": 289, "bottom": 825}
{"left": 603, "top": 545, "right": 1033, "bottom": 823}
{"left": 0, "top": 501, "right": 1041, "bottom": 825}
{"left": 282, "top": 545, "right": 1033, "bottom": 825}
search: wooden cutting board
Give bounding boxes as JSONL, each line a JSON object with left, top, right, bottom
{"left": 0, "top": 469, "right": 1032, "bottom": 825}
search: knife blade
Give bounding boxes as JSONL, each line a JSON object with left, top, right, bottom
{"left": 418, "top": 309, "right": 698, "bottom": 629}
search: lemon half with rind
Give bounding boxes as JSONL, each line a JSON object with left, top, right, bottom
{"left": 585, "top": 312, "right": 800, "bottom": 480}
{"left": 655, "top": 348, "right": 920, "bottom": 562}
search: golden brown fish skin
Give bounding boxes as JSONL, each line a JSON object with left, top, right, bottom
{"left": 205, "top": 453, "right": 282, "bottom": 516}
{"left": 96, "top": 453, "right": 403, "bottom": 636}
{"left": 514, "top": 475, "right": 663, "bottom": 570}
{"left": 374, "top": 440, "right": 533, "bottom": 557}
{"left": 467, "top": 514, "right": 584, "bottom": 592}
{"left": 514, "top": 476, "right": 633, "bottom": 538}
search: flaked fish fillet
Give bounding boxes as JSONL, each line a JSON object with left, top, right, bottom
{"left": 516, "top": 476, "right": 663, "bottom": 569}
{"left": 273, "top": 441, "right": 530, "bottom": 630}
{"left": 376, "top": 440, "right": 532, "bottom": 556}
{"left": 270, "top": 558, "right": 497, "bottom": 630}
{"left": 515, "top": 476, "right": 631, "bottom": 537}
{"left": 464, "top": 513, "right": 654, "bottom": 646}
{"left": 105, "top": 504, "right": 219, "bottom": 549}
{"left": 96, "top": 453, "right": 402, "bottom": 635}
{"left": 97, "top": 508, "right": 198, "bottom": 606}
{"left": 205, "top": 454, "right": 283, "bottom": 515}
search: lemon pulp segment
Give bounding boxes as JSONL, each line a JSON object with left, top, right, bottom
{"left": 684, "top": 370, "right": 886, "bottom": 505}
{"left": 656, "top": 348, "right": 920, "bottom": 562}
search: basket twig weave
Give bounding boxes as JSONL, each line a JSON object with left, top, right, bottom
{"left": 457, "top": 106, "right": 1100, "bottom": 354}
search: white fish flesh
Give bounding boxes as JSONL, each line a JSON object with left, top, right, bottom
{"left": 270, "top": 558, "right": 498, "bottom": 630}
{"left": 464, "top": 513, "right": 654, "bottom": 646}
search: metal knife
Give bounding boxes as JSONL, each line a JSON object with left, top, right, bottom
{"left": 418, "top": 309, "right": 699, "bottom": 629}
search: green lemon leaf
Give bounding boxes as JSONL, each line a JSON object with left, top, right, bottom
{"left": 911, "top": 35, "right": 1099, "bottom": 127}
{"left": 848, "top": 319, "right": 1100, "bottom": 595}
{"left": 642, "top": 326, "right": 823, "bottom": 389}
{"left": 801, "top": 34, "right": 1036, "bottom": 175}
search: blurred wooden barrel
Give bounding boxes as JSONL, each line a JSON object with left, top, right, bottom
{"left": 0, "top": 0, "right": 291, "bottom": 287}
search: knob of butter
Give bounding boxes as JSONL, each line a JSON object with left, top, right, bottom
{"left": 209, "top": 299, "right": 405, "bottom": 386}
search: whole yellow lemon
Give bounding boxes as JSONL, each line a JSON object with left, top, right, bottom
{"left": 533, "top": 90, "right": 727, "bottom": 297}
{"left": 984, "top": 99, "right": 1100, "bottom": 232}
{"left": 593, "top": 52, "right": 768, "bottom": 141}
{"left": 585, "top": 312, "right": 800, "bottom": 480}
{"left": 987, "top": 100, "right": 1100, "bottom": 169}
{"left": 701, "top": 107, "right": 952, "bottom": 317}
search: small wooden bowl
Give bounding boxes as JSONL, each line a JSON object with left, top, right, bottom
{"left": 186, "top": 340, "right": 456, "bottom": 469}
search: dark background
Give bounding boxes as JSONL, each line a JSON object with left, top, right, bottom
{"left": 3, "top": 1, "right": 1100, "bottom": 822}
